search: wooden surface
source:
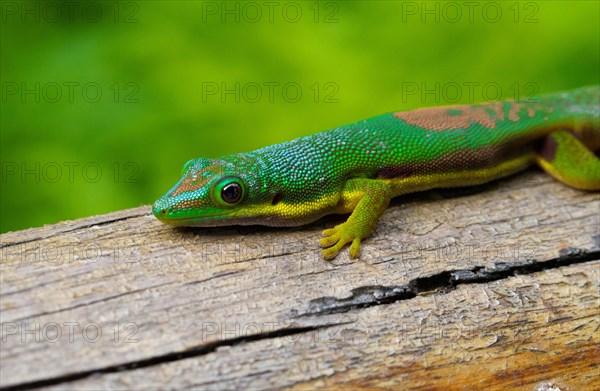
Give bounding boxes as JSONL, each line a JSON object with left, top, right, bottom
{"left": 1, "top": 171, "right": 599, "bottom": 390}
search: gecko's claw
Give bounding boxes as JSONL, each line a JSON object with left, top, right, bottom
{"left": 320, "top": 222, "right": 362, "bottom": 260}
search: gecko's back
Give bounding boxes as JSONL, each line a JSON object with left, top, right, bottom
{"left": 252, "top": 85, "right": 599, "bottom": 196}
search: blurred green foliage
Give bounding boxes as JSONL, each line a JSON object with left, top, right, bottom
{"left": 1, "top": 0, "right": 599, "bottom": 232}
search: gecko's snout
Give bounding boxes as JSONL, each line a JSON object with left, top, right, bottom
{"left": 152, "top": 196, "right": 174, "bottom": 220}
{"left": 152, "top": 204, "right": 165, "bottom": 219}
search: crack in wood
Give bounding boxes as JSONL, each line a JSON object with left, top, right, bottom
{"left": 293, "top": 247, "right": 600, "bottom": 317}
{"left": 183, "top": 270, "right": 241, "bottom": 286}
{"left": 0, "top": 322, "right": 349, "bottom": 391}
{"left": 0, "top": 213, "right": 149, "bottom": 249}
{"left": 4, "top": 281, "right": 176, "bottom": 323}
{"left": 1, "top": 269, "right": 95, "bottom": 298}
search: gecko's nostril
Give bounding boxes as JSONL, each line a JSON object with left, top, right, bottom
{"left": 151, "top": 199, "right": 172, "bottom": 219}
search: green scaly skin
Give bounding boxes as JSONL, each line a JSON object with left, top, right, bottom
{"left": 153, "top": 86, "right": 600, "bottom": 259}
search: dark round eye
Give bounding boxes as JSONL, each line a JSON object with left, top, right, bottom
{"left": 221, "top": 182, "right": 242, "bottom": 204}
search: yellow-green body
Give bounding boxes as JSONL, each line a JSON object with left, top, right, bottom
{"left": 153, "top": 86, "right": 600, "bottom": 259}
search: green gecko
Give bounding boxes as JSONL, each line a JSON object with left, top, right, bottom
{"left": 153, "top": 86, "right": 600, "bottom": 260}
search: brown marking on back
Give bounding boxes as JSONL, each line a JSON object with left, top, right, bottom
{"left": 394, "top": 101, "right": 547, "bottom": 131}
{"left": 378, "top": 165, "right": 416, "bottom": 179}
{"left": 578, "top": 124, "right": 600, "bottom": 151}
{"left": 508, "top": 101, "right": 543, "bottom": 122}
{"left": 538, "top": 135, "right": 559, "bottom": 162}
{"left": 377, "top": 141, "right": 536, "bottom": 180}
{"left": 393, "top": 103, "right": 504, "bottom": 131}
{"left": 170, "top": 164, "right": 225, "bottom": 197}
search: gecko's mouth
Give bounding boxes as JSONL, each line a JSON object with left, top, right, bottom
{"left": 152, "top": 195, "right": 236, "bottom": 226}
{"left": 153, "top": 208, "right": 236, "bottom": 227}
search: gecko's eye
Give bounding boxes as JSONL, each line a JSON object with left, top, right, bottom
{"left": 213, "top": 176, "right": 246, "bottom": 206}
{"left": 221, "top": 183, "right": 242, "bottom": 203}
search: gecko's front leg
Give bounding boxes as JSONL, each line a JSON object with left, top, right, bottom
{"left": 320, "top": 178, "right": 392, "bottom": 259}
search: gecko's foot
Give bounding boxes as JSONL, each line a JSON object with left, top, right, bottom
{"left": 318, "top": 178, "right": 390, "bottom": 260}
{"left": 319, "top": 221, "right": 362, "bottom": 260}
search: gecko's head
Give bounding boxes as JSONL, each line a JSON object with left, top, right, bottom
{"left": 153, "top": 158, "right": 252, "bottom": 226}
{"left": 152, "top": 157, "right": 271, "bottom": 226}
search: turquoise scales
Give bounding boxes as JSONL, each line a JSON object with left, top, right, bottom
{"left": 153, "top": 86, "right": 600, "bottom": 259}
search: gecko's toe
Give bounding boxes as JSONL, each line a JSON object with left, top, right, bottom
{"left": 320, "top": 231, "right": 341, "bottom": 247}
{"left": 322, "top": 227, "right": 337, "bottom": 237}
{"left": 322, "top": 242, "right": 344, "bottom": 260}
{"left": 349, "top": 238, "right": 361, "bottom": 258}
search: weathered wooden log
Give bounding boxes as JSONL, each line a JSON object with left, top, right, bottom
{"left": 1, "top": 171, "right": 598, "bottom": 390}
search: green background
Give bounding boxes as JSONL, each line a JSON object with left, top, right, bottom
{"left": 1, "top": 0, "right": 599, "bottom": 233}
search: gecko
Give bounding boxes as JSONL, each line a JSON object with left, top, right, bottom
{"left": 153, "top": 85, "right": 600, "bottom": 260}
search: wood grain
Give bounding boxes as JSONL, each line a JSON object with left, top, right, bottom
{"left": 1, "top": 171, "right": 598, "bottom": 390}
